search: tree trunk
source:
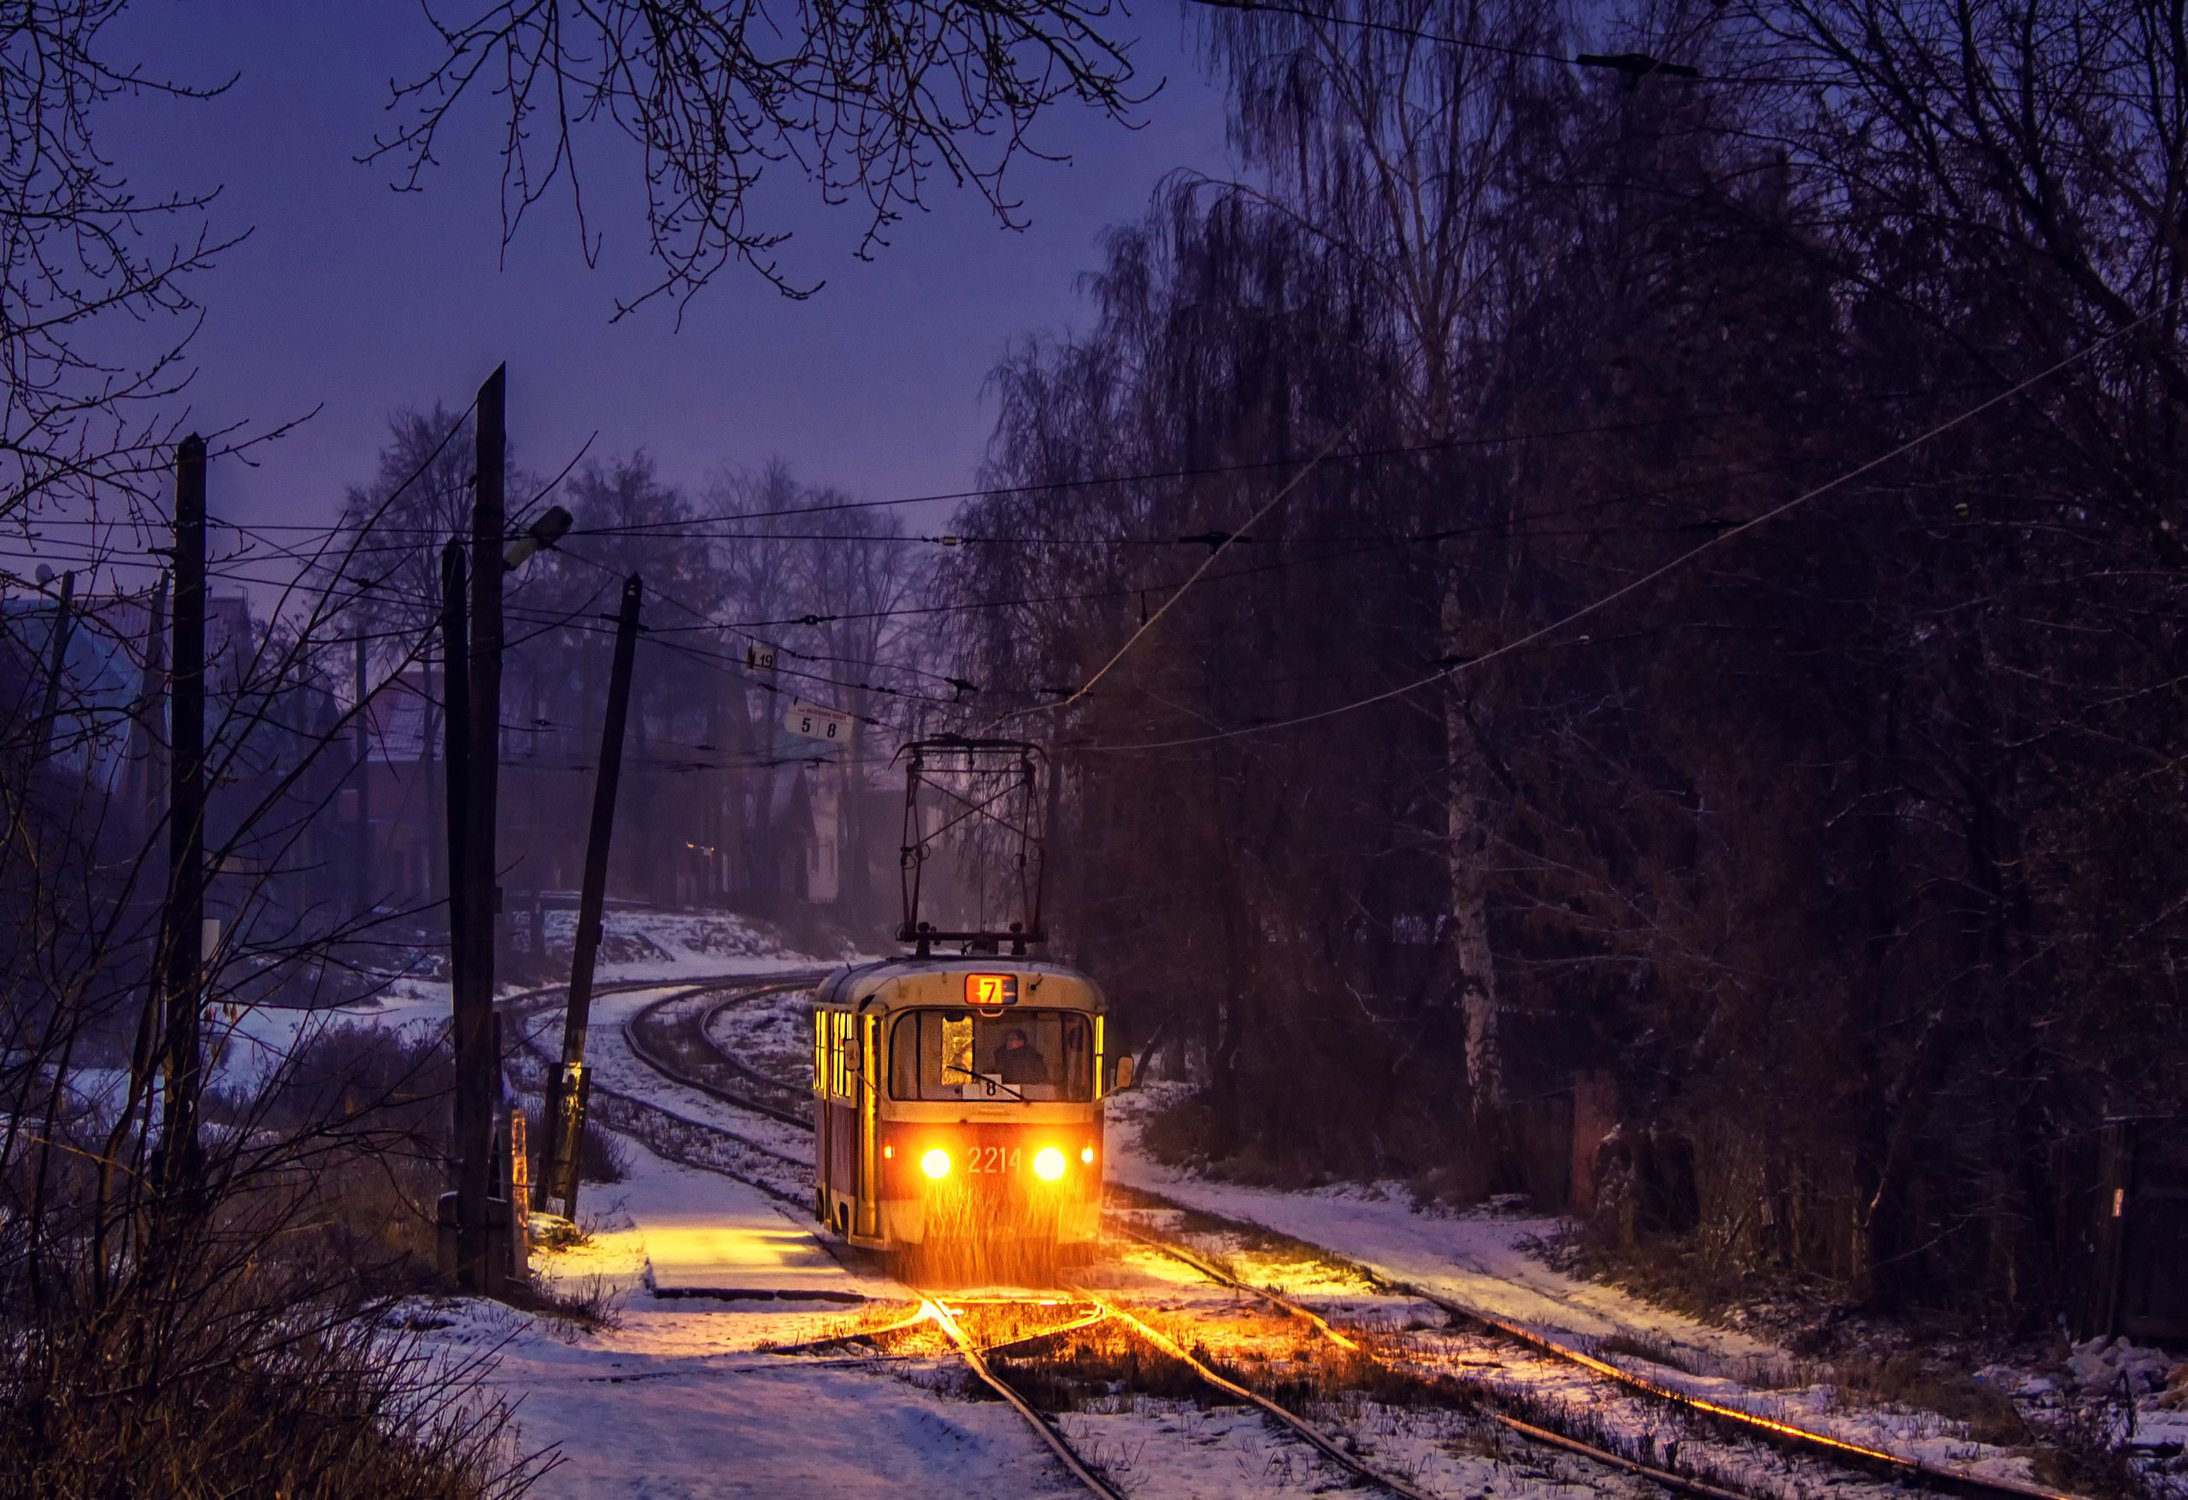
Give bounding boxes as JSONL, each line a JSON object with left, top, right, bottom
{"left": 1441, "top": 580, "right": 1501, "bottom": 1124}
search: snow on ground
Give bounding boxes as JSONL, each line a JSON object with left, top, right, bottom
{"left": 1103, "top": 1086, "right": 2063, "bottom": 1492}
{"left": 192, "top": 909, "right": 843, "bottom": 1097}
{"left": 703, "top": 984, "right": 814, "bottom": 1091}
{"left": 1075, "top": 1240, "right": 1660, "bottom": 1499}
{"left": 416, "top": 1134, "right": 1085, "bottom": 1498}
{"left": 436, "top": 1124, "right": 1515, "bottom": 1499}
{"left": 550, "top": 985, "right": 813, "bottom": 1162}
{"left": 209, "top": 973, "right": 454, "bottom": 1092}
{"left": 549, "top": 908, "right": 858, "bottom": 984}
{"left": 1106, "top": 1084, "right": 1776, "bottom": 1370}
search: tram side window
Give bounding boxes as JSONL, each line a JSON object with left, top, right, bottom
{"left": 828, "top": 1012, "right": 857, "bottom": 1100}
{"left": 889, "top": 1011, "right": 1093, "bottom": 1101}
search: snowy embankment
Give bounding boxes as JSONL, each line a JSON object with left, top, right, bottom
{"left": 1103, "top": 1084, "right": 2188, "bottom": 1496}
{"left": 204, "top": 909, "right": 848, "bottom": 1098}
{"left": 1103, "top": 1084, "right": 1775, "bottom": 1367}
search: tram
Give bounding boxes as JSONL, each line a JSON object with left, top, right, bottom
{"left": 810, "top": 954, "right": 1126, "bottom": 1265}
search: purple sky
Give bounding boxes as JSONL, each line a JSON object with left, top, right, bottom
{"left": 93, "top": 3, "right": 1232, "bottom": 545}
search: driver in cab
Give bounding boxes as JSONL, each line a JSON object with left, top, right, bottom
{"left": 995, "top": 1027, "right": 1049, "bottom": 1085}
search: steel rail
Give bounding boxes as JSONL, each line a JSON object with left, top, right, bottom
{"left": 1113, "top": 1199, "right": 2087, "bottom": 1500}
{"left": 918, "top": 1294, "right": 1128, "bottom": 1500}
{"left": 760, "top": 1307, "right": 934, "bottom": 1358}
{"left": 761, "top": 1303, "right": 1109, "bottom": 1362}
{"left": 1491, "top": 1415, "right": 1760, "bottom": 1500}
{"left": 1108, "top": 1224, "right": 1769, "bottom": 1500}
{"left": 694, "top": 991, "right": 815, "bottom": 1107}
{"left": 619, "top": 978, "right": 824, "bottom": 1130}
{"left": 1075, "top": 1286, "right": 1446, "bottom": 1500}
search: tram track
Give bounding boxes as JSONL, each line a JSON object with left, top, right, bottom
{"left": 647, "top": 981, "right": 2090, "bottom": 1500}
{"left": 918, "top": 1294, "right": 1131, "bottom": 1500}
{"left": 617, "top": 975, "right": 1766, "bottom": 1497}
{"left": 501, "top": 971, "right": 828, "bottom": 1208}
{"left": 618, "top": 977, "right": 820, "bottom": 1130}
{"left": 1106, "top": 1200, "right": 2088, "bottom": 1500}
{"left": 605, "top": 974, "right": 1505, "bottom": 1496}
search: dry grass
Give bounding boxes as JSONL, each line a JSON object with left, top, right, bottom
{"left": 754, "top": 1299, "right": 935, "bottom": 1356}
{"left": 577, "top": 1118, "right": 631, "bottom": 1184}
{"left": 1596, "top": 1329, "right": 1706, "bottom": 1375}
{"left": 984, "top": 1320, "right": 1210, "bottom": 1411}
{"left": 1829, "top": 1350, "right": 2028, "bottom": 1445}
{"left": 0, "top": 1021, "right": 555, "bottom": 1498}
{"left": 514, "top": 1269, "right": 624, "bottom": 1336}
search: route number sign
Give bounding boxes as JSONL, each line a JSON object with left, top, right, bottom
{"left": 965, "top": 973, "right": 1019, "bottom": 1008}
{"left": 786, "top": 699, "right": 852, "bottom": 743}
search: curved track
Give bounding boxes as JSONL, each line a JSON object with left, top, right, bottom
{"left": 619, "top": 978, "right": 819, "bottom": 1129}
{"left": 599, "top": 974, "right": 1494, "bottom": 1497}
{"left": 609, "top": 974, "right": 1722, "bottom": 1496}
{"left": 608, "top": 972, "right": 2087, "bottom": 1500}
{"left": 502, "top": 972, "right": 821, "bottom": 1206}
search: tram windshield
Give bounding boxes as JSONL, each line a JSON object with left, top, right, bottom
{"left": 891, "top": 1010, "right": 1094, "bottom": 1102}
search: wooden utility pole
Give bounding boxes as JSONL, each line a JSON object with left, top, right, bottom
{"left": 540, "top": 574, "right": 644, "bottom": 1216}
{"left": 159, "top": 434, "right": 207, "bottom": 1197}
{"left": 125, "top": 574, "right": 168, "bottom": 827}
{"left": 353, "top": 635, "right": 371, "bottom": 926}
{"left": 438, "top": 538, "right": 473, "bottom": 1286}
{"left": 34, "top": 570, "right": 76, "bottom": 762}
{"left": 454, "top": 364, "right": 507, "bottom": 1292}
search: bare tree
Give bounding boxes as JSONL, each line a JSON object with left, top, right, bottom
{"left": 0, "top": 480, "right": 546, "bottom": 1494}
{"left": 0, "top": 0, "right": 244, "bottom": 522}
{"left": 371, "top": 0, "right": 1145, "bottom": 311}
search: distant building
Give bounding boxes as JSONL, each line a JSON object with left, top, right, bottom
{"left": 356, "top": 673, "right": 888, "bottom": 929}
{"left": 0, "top": 585, "right": 356, "bottom": 957}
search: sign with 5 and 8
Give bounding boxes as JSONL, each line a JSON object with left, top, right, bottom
{"left": 786, "top": 699, "right": 853, "bottom": 743}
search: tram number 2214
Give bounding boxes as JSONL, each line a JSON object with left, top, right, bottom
{"left": 966, "top": 1145, "right": 1021, "bottom": 1174}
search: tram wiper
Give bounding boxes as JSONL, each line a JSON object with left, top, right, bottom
{"left": 944, "top": 1063, "right": 1028, "bottom": 1102}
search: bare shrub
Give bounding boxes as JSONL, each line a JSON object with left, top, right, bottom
{"left": 0, "top": 1142, "right": 549, "bottom": 1497}
{"left": 579, "top": 1118, "right": 631, "bottom": 1184}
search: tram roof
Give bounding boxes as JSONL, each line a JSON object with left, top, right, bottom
{"left": 816, "top": 954, "right": 1104, "bottom": 1012}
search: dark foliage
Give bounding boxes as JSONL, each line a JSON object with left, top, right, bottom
{"left": 940, "top": 0, "right": 2188, "bottom": 1325}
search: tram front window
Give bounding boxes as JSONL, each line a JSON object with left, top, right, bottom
{"left": 891, "top": 1011, "right": 1093, "bottom": 1101}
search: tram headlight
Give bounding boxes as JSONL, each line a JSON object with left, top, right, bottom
{"left": 1032, "top": 1146, "right": 1067, "bottom": 1182}
{"left": 1080, "top": 1144, "right": 1096, "bottom": 1166}
{"left": 920, "top": 1147, "right": 952, "bottom": 1181}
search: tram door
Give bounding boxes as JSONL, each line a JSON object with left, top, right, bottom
{"left": 817, "top": 1010, "right": 882, "bottom": 1241}
{"left": 856, "top": 1013, "right": 879, "bottom": 1239}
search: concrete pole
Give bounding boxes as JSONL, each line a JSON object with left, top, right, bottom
{"left": 540, "top": 574, "right": 643, "bottom": 1216}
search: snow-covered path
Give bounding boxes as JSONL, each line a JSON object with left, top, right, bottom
{"left": 442, "top": 1137, "right": 1082, "bottom": 1498}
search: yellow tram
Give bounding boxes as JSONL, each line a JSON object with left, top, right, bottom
{"left": 811, "top": 956, "right": 1118, "bottom": 1266}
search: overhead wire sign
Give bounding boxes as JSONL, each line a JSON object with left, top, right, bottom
{"left": 786, "top": 699, "right": 853, "bottom": 743}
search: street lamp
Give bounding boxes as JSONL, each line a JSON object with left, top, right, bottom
{"left": 503, "top": 504, "right": 573, "bottom": 572}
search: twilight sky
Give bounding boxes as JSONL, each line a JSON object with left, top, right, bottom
{"left": 90, "top": 2, "right": 1232, "bottom": 549}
